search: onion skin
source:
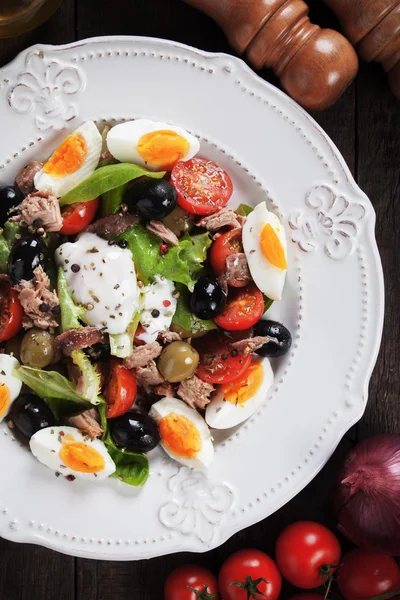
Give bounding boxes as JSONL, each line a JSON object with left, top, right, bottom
{"left": 336, "top": 434, "right": 400, "bottom": 555}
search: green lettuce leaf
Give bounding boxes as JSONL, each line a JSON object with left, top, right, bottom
{"left": 70, "top": 350, "right": 102, "bottom": 405}
{"left": 3, "top": 221, "right": 24, "bottom": 245}
{"left": 236, "top": 203, "right": 254, "bottom": 217}
{"left": 116, "top": 225, "right": 211, "bottom": 291}
{"left": 109, "top": 311, "right": 140, "bottom": 359}
{"left": 101, "top": 182, "right": 128, "bottom": 217}
{"left": 13, "top": 366, "right": 91, "bottom": 409}
{"left": 59, "top": 163, "right": 165, "bottom": 205}
{"left": 57, "top": 266, "right": 85, "bottom": 331}
{"left": 263, "top": 296, "right": 273, "bottom": 312}
{"left": 0, "top": 229, "right": 9, "bottom": 273}
{"left": 172, "top": 283, "right": 216, "bottom": 335}
{"left": 0, "top": 221, "right": 26, "bottom": 273}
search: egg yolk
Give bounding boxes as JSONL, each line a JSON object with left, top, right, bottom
{"left": 43, "top": 132, "right": 87, "bottom": 179}
{"left": 0, "top": 384, "right": 10, "bottom": 418}
{"left": 137, "top": 130, "right": 189, "bottom": 168}
{"left": 260, "top": 223, "right": 288, "bottom": 270}
{"left": 60, "top": 441, "right": 105, "bottom": 473}
{"left": 222, "top": 362, "right": 264, "bottom": 407}
{"left": 159, "top": 412, "right": 202, "bottom": 459}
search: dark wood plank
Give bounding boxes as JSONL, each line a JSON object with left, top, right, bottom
{"left": 356, "top": 61, "right": 400, "bottom": 439}
{"left": 0, "top": 2, "right": 76, "bottom": 599}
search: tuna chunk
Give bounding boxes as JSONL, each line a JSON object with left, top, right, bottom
{"left": 135, "top": 360, "right": 164, "bottom": 393}
{"left": 14, "top": 266, "right": 59, "bottom": 332}
{"left": 177, "top": 374, "right": 214, "bottom": 409}
{"left": 222, "top": 252, "right": 251, "bottom": 288}
{"left": 197, "top": 208, "right": 241, "bottom": 232}
{"left": 231, "top": 336, "right": 271, "bottom": 354}
{"left": 124, "top": 342, "right": 163, "bottom": 370}
{"left": 153, "top": 382, "right": 175, "bottom": 397}
{"left": 11, "top": 190, "right": 63, "bottom": 232}
{"left": 15, "top": 161, "right": 43, "bottom": 196}
{"left": 65, "top": 408, "right": 103, "bottom": 439}
{"left": 146, "top": 220, "right": 179, "bottom": 246}
{"left": 84, "top": 213, "right": 137, "bottom": 237}
{"left": 54, "top": 327, "right": 104, "bottom": 359}
{"left": 158, "top": 329, "right": 182, "bottom": 343}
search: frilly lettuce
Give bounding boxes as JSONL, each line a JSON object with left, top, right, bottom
{"left": 57, "top": 266, "right": 86, "bottom": 331}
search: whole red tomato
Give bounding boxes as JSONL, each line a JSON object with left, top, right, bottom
{"left": 218, "top": 549, "right": 281, "bottom": 600}
{"left": 338, "top": 549, "right": 400, "bottom": 600}
{"left": 164, "top": 565, "right": 219, "bottom": 600}
{"left": 275, "top": 521, "right": 341, "bottom": 589}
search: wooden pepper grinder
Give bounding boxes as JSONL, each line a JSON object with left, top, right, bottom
{"left": 183, "top": 0, "right": 359, "bottom": 111}
{"left": 322, "top": 0, "right": 400, "bottom": 98}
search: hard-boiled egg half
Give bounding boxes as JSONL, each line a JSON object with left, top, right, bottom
{"left": 107, "top": 119, "right": 200, "bottom": 171}
{"left": 30, "top": 426, "right": 115, "bottom": 480}
{"left": 149, "top": 397, "right": 213, "bottom": 469}
{"left": 34, "top": 121, "right": 102, "bottom": 196}
{"left": 0, "top": 354, "right": 22, "bottom": 423}
{"left": 242, "top": 202, "right": 288, "bottom": 301}
{"left": 138, "top": 276, "right": 177, "bottom": 344}
{"left": 206, "top": 359, "right": 273, "bottom": 429}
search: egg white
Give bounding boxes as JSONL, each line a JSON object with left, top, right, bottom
{"left": 206, "top": 359, "right": 274, "bottom": 430}
{"left": 242, "top": 202, "right": 287, "bottom": 301}
{"left": 106, "top": 119, "right": 200, "bottom": 170}
{"left": 34, "top": 121, "right": 102, "bottom": 196}
{"left": 29, "top": 426, "right": 115, "bottom": 481}
{"left": 0, "top": 354, "right": 22, "bottom": 423}
{"left": 138, "top": 276, "right": 177, "bottom": 344}
{"left": 149, "top": 397, "right": 214, "bottom": 469}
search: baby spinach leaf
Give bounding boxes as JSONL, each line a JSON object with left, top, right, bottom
{"left": 107, "top": 445, "right": 149, "bottom": 487}
{"left": 263, "top": 295, "right": 273, "bottom": 312}
{"left": 59, "top": 163, "right": 165, "bottom": 205}
{"left": 236, "top": 203, "right": 253, "bottom": 217}
{"left": 101, "top": 182, "right": 129, "bottom": 217}
{"left": 172, "top": 283, "right": 216, "bottom": 335}
{"left": 13, "top": 366, "right": 91, "bottom": 409}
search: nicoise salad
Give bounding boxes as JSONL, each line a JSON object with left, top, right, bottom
{"left": 0, "top": 120, "right": 292, "bottom": 486}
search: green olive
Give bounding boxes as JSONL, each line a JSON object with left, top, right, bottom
{"left": 157, "top": 341, "right": 199, "bottom": 383}
{"left": 20, "top": 328, "right": 55, "bottom": 368}
{"left": 161, "top": 205, "right": 193, "bottom": 237}
{"left": 169, "top": 322, "right": 208, "bottom": 340}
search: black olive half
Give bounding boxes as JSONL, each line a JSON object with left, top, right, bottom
{"left": 8, "top": 235, "right": 47, "bottom": 283}
{"left": 0, "top": 185, "right": 23, "bottom": 227}
{"left": 124, "top": 179, "right": 177, "bottom": 220}
{"left": 253, "top": 319, "right": 292, "bottom": 357}
{"left": 10, "top": 394, "right": 55, "bottom": 440}
{"left": 110, "top": 411, "right": 160, "bottom": 453}
{"left": 190, "top": 276, "right": 227, "bottom": 320}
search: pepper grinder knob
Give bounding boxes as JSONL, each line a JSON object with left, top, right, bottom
{"left": 183, "top": 0, "right": 359, "bottom": 111}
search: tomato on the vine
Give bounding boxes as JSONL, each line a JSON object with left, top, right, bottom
{"left": 275, "top": 521, "right": 341, "bottom": 589}
{"left": 218, "top": 549, "right": 281, "bottom": 600}
{"left": 164, "top": 565, "right": 219, "bottom": 600}
{"left": 59, "top": 197, "right": 99, "bottom": 234}
{"left": 105, "top": 359, "right": 137, "bottom": 418}
{"left": 338, "top": 550, "right": 400, "bottom": 600}
{"left": 0, "top": 280, "right": 23, "bottom": 343}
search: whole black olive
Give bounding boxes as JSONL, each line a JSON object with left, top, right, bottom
{"left": 85, "top": 342, "right": 111, "bottom": 362}
{"left": 110, "top": 411, "right": 160, "bottom": 453}
{"left": 0, "top": 186, "right": 23, "bottom": 227}
{"left": 253, "top": 319, "right": 292, "bottom": 357}
{"left": 190, "top": 276, "right": 227, "bottom": 320}
{"left": 8, "top": 235, "right": 47, "bottom": 283}
{"left": 10, "top": 394, "right": 55, "bottom": 439}
{"left": 124, "top": 179, "right": 177, "bottom": 220}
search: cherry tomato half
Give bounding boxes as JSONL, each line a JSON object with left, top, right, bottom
{"left": 275, "top": 521, "right": 341, "bottom": 589}
{"left": 105, "top": 359, "right": 137, "bottom": 418}
{"left": 210, "top": 229, "right": 245, "bottom": 286}
{"left": 59, "top": 197, "right": 99, "bottom": 235}
{"left": 0, "top": 280, "right": 23, "bottom": 343}
{"left": 214, "top": 285, "right": 264, "bottom": 331}
{"left": 194, "top": 332, "right": 251, "bottom": 384}
{"left": 171, "top": 158, "right": 233, "bottom": 215}
{"left": 219, "top": 549, "right": 281, "bottom": 600}
{"left": 165, "top": 565, "right": 219, "bottom": 600}
{"left": 338, "top": 550, "right": 400, "bottom": 600}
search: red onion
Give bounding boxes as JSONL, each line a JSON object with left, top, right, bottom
{"left": 336, "top": 434, "right": 400, "bottom": 555}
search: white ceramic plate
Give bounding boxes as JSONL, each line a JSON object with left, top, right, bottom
{"left": 0, "top": 36, "right": 384, "bottom": 560}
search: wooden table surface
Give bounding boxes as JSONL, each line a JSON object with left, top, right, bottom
{"left": 0, "top": 1, "right": 399, "bottom": 598}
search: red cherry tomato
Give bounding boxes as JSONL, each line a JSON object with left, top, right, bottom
{"left": 219, "top": 549, "right": 281, "bottom": 600}
{"left": 214, "top": 285, "right": 264, "bottom": 331}
{"left": 171, "top": 158, "right": 233, "bottom": 215}
{"left": 194, "top": 332, "right": 252, "bottom": 384}
{"left": 338, "top": 550, "right": 400, "bottom": 600}
{"left": 164, "top": 565, "right": 219, "bottom": 600}
{"left": 0, "top": 280, "right": 23, "bottom": 343}
{"left": 275, "top": 521, "right": 341, "bottom": 589}
{"left": 105, "top": 359, "right": 137, "bottom": 418}
{"left": 59, "top": 197, "right": 99, "bottom": 234}
{"left": 210, "top": 229, "right": 245, "bottom": 286}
